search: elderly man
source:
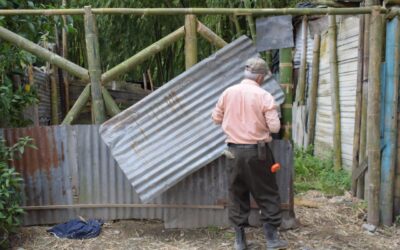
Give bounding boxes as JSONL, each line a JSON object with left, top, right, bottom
{"left": 212, "top": 57, "right": 288, "bottom": 250}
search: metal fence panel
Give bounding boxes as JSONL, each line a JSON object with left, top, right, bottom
{"left": 0, "top": 125, "right": 293, "bottom": 228}
{"left": 100, "top": 36, "right": 284, "bottom": 203}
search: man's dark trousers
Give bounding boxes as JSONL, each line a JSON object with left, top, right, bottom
{"left": 227, "top": 144, "right": 281, "bottom": 228}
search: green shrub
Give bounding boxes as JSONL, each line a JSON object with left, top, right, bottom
{"left": 294, "top": 145, "right": 351, "bottom": 196}
{"left": 0, "top": 136, "right": 36, "bottom": 249}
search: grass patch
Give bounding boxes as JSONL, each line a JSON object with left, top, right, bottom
{"left": 294, "top": 145, "right": 351, "bottom": 196}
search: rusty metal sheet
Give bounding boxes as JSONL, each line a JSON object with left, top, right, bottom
{"left": 0, "top": 125, "right": 293, "bottom": 228}
{"left": 100, "top": 36, "right": 285, "bottom": 203}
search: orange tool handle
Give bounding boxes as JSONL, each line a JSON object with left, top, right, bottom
{"left": 271, "top": 163, "right": 281, "bottom": 173}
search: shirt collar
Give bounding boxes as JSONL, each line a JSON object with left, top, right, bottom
{"left": 241, "top": 78, "right": 260, "bottom": 86}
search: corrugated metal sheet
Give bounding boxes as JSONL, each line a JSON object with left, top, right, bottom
{"left": 292, "top": 19, "right": 316, "bottom": 147}
{"left": 100, "top": 36, "right": 285, "bottom": 202}
{"left": 163, "top": 140, "right": 294, "bottom": 228}
{"left": 314, "top": 16, "right": 360, "bottom": 168}
{"left": 0, "top": 125, "right": 294, "bottom": 228}
{"left": 21, "top": 67, "right": 52, "bottom": 126}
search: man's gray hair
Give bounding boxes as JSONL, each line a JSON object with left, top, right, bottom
{"left": 244, "top": 70, "right": 264, "bottom": 81}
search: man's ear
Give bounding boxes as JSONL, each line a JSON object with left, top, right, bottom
{"left": 257, "top": 74, "right": 265, "bottom": 84}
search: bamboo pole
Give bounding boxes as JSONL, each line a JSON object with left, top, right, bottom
{"left": 62, "top": 0, "right": 70, "bottom": 112}
{"left": 0, "top": 7, "right": 382, "bottom": 16}
{"left": 50, "top": 65, "right": 60, "bottom": 125}
{"left": 328, "top": 15, "right": 342, "bottom": 171}
{"left": 102, "top": 87, "right": 121, "bottom": 117}
{"left": 352, "top": 15, "right": 365, "bottom": 196}
{"left": 232, "top": 15, "right": 243, "bottom": 36}
{"left": 84, "top": 6, "right": 106, "bottom": 124}
{"left": 62, "top": 84, "right": 91, "bottom": 125}
{"left": 185, "top": 14, "right": 198, "bottom": 70}
{"left": 280, "top": 48, "right": 293, "bottom": 140}
{"left": 244, "top": 0, "right": 256, "bottom": 41}
{"left": 101, "top": 27, "right": 185, "bottom": 83}
{"left": 385, "top": 0, "right": 400, "bottom": 5}
{"left": 0, "top": 26, "right": 89, "bottom": 81}
{"left": 307, "top": 34, "right": 320, "bottom": 147}
{"left": 297, "top": 16, "right": 308, "bottom": 105}
{"left": 196, "top": 21, "right": 228, "bottom": 49}
{"left": 380, "top": 17, "right": 399, "bottom": 226}
{"left": 28, "top": 65, "right": 39, "bottom": 126}
{"left": 367, "top": 7, "right": 383, "bottom": 227}
{"left": 147, "top": 69, "right": 154, "bottom": 91}
{"left": 359, "top": 12, "right": 371, "bottom": 199}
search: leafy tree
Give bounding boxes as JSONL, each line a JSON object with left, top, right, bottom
{"left": 0, "top": 0, "right": 60, "bottom": 127}
{"left": 0, "top": 136, "right": 36, "bottom": 249}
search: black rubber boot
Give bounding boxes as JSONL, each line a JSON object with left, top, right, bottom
{"left": 263, "top": 224, "right": 288, "bottom": 250}
{"left": 234, "top": 227, "right": 247, "bottom": 250}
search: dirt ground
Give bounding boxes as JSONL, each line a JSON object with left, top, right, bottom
{"left": 10, "top": 191, "right": 400, "bottom": 250}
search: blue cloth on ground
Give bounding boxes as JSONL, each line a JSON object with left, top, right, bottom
{"left": 47, "top": 219, "right": 103, "bottom": 239}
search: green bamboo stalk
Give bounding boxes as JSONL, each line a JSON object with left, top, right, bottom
{"left": 0, "top": 7, "right": 384, "bottom": 16}
{"left": 352, "top": 14, "right": 365, "bottom": 196}
{"left": 185, "top": 14, "right": 198, "bottom": 69}
{"left": 367, "top": 7, "right": 384, "bottom": 227}
{"left": 385, "top": 0, "right": 400, "bottom": 5}
{"left": 84, "top": 6, "right": 106, "bottom": 124}
{"left": 329, "top": 15, "right": 342, "bottom": 171}
{"left": 297, "top": 16, "right": 308, "bottom": 105}
{"left": 62, "top": 84, "right": 91, "bottom": 125}
{"left": 244, "top": 0, "right": 256, "bottom": 41}
{"left": 197, "top": 21, "right": 228, "bottom": 49}
{"left": 279, "top": 48, "right": 293, "bottom": 140}
{"left": 232, "top": 15, "right": 243, "bottom": 36}
{"left": 62, "top": 0, "right": 70, "bottom": 112}
{"left": 102, "top": 87, "right": 121, "bottom": 117}
{"left": 0, "top": 26, "right": 89, "bottom": 81}
{"left": 307, "top": 34, "right": 320, "bottom": 147}
{"left": 102, "top": 27, "right": 184, "bottom": 83}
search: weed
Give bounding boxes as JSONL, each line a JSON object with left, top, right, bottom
{"left": 294, "top": 145, "right": 351, "bottom": 196}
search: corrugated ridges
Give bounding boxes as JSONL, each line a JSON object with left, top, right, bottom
{"left": 100, "top": 36, "right": 284, "bottom": 202}
{"left": 315, "top": 16, "right": 360, "bottom": 168}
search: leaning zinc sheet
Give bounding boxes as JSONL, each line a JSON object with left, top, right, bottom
{"left": 100, "top": 36, "right": 284, "bottom": 202}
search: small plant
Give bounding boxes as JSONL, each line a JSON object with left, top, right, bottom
{"left": 0, "top": 136, "right": 36, "bottom": 249}
{"left": 294, "top": 145, "right": 351, "bottom": 196}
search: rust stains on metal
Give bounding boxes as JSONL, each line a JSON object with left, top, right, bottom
{"left": 4, "top": 126, "right": 59, "bottom": 177}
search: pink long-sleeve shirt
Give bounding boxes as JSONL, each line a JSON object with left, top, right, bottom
{"left": 212, "top": 79, "right": 281, "bottom": 144}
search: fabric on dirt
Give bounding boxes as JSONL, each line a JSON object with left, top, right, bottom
{"left": 47, "top": 219, "right": 103, "bottom": 239}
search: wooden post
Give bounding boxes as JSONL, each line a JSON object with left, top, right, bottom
{"left": 50, "top": 65, "right": 60, "bottom": 125}
{"left": 62, "top": 0, "right": 70, "bottom": 112}
{"left": 367, "top": 7, "right": 383, "bottom": 227}
{"left": 244, "top": 0, "right": 256, "bottom": 41}
{"left": 184, "top": 14, "right": 198, "bottom": 70}
{"left": 102, "top": 27, "right": 185, "bottom": 83}
{"left": 352, "top": 15, "right": 365, "bottom": 196}
{"left": 307, "top": 34, "right": 320, "bottom": 147}
{"left": 196, "top": 21, "right": 228, "bottom": 49}
{"left": 62, "top": 84, "right": 91, "bottom": 125}
{"left": 280, "top": 48, "right": 293, "bottom": 140}
{"left": 297, "top": 16, "right": 308, "bottom": 105}
{"left": 359, "top": 13, "right": 371, "bottom": 199}
{"left": 84, "top": 6, "right": 106, "bottom": 124}
{"left": 28, "top": 65, "right": 39, "bottom": 126}
{"left": 328, "top": 15, "right": 342, "bottom": 171}
{"left": 102, "top": 87, "right": 121, "bottom": 117}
